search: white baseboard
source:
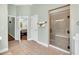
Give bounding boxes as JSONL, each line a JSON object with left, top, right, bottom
{"left": 0, "top": 48, "right": 8, "bottom": 53}
{"left": 49, "top": 44, "right": 70, "bottom": 54}
{"left": 27, "top": 38, "right": 48, "bottom": 47}
{"left": 35, "top": 40, "right": 48, "bottom": 47}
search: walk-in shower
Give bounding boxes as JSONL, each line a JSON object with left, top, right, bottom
{"left": 49, "top": 5, "right": 70, "bottom": 52}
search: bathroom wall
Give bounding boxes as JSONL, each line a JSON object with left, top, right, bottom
{"left": 0, "top": 4, "right": 8, "bottom": 52}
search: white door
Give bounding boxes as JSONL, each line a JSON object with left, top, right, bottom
{"left": 30, "top": 15, "right": 38, "bottom": 41}
{"left": 15, "top": 17, "right": 20, "bottom": 42}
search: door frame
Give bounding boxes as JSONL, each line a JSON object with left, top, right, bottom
{"left": 8, "top": 15, "right": 16, "bottom": 40}
{"left": 8, "top": 15, "right": 16, "bottom": 47}
{"left": 16, "top": 16, "right": 29, "bottom": 42}
{"left": 48, "top": 4, "right": 71, "bottom": 54}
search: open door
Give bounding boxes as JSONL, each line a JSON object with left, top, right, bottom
{"left": 30, "top": 15, "right": 38, "bottom": 41}
{"left": 15, "top": 17, "right": 21, "bottom": 42}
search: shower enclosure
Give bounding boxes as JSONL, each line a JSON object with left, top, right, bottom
{"left": 49, "top": 5, "right": 70, "bottom": 51}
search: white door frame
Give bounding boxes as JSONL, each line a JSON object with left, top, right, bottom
{"left": 16, "top": 16, "right": 29, "bottom": 42}
{"left": 8, "top": 15, "right": 16, "bottom": 39}
{"left": 8, "top": 15, "right": 21, "bottom": 43}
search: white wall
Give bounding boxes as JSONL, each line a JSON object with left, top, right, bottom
{"left": 16, "top": 5, "right": 31, "bottom": 16}
{"left": 70, "top": 4, "right": 79, "bottom": 54}
{"left": 8, "top": 4, "right": 16, "bottom": 16}
{"left": 0, "top": 4, "right": 8, "bottom": 52}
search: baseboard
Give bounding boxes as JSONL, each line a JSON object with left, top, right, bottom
{"left": 0, "top": 48, "right": 8, "bottom": 53}
{"left": 27, "top": 38, "right": 48, "bottom": 47}
{"left": 49, "top": 44, "right": 70, "bottom": 54}
{"left": 35, "top": 40, "right": 48, "bottom": 47}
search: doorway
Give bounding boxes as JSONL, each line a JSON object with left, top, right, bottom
{"left": 8, "top": 16, "right": 15, "bottom": 41}
{"left": 8, "top": 16, "right": 16, "bottom": 48}
{"left": 18, "top": 16, "right": 28, "bottom": 41}
{"left": 49, "top": 5, "right": 70, "bottom": 52}
{"left": 8, "top": 16, "right": 28, "bottom": 49}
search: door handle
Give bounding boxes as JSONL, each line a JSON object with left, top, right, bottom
{"left": 67, "top": 16, "right": 70, "bottom": 19}
{"left": 67, "top": 30, "right": 70, "bottom": 34}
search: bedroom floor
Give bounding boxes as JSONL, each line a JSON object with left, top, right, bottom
{"left": 0, "top": 39, "right": 69, "bottom": 55}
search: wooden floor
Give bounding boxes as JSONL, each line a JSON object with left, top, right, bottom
{"left": 21, "top": 35, "right": 27, "bottom": 40}
{"left": 1, "top": 39, "right": 69, "bottom": 55}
